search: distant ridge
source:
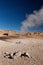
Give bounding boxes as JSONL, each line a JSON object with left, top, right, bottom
{"left": 0, "top": 30, "right": 43, "bottom": 38}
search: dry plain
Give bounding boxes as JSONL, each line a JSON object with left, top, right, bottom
{"left": 0, "top": 31, "right": 43, "bottom": 65}
{"left": 0, "top": 38, "right": 43, "bottom": 65}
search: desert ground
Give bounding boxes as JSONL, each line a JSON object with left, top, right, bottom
{"left": 0, "top": 37, "right": 43, "bottom": 65}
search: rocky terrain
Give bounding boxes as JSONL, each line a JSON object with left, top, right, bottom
{"left": 0, "top": 30, "right": 43, "bottom": 65}
{"left": 0, "top": 30, "right": 43, "bottom": 38}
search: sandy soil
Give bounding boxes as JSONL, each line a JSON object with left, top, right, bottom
{"left": 0, "top": 38, "right": 43, "bottom": 65}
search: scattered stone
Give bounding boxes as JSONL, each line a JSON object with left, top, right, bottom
{"left": 4, "top": 52, "right": 14, "bottom": 59}
{"left": 4, "top": 52, "right": 10, "bottom": 57}
{"left": 16, "top": 41, "right": 21, "bottom": 44}
{"left": 21, "top": 52, "right": 30, "bottom": 58}
{"left": 4, "top": 51, "right": 30, "bottom": 59}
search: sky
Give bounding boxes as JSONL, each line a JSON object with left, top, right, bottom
{"left": 0, "top": 0, "right": 43, "bottom": 32}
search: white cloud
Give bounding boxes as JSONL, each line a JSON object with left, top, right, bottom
{"left": 21, "top": 6, "right": 43, "bottom": 32}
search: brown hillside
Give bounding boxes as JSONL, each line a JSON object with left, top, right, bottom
{"left": 0, "top": 30, "right": 43, "bottom": 38}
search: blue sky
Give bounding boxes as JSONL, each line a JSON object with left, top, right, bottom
{"left": 0, "top": 0, "right": 43, "bottom": 32}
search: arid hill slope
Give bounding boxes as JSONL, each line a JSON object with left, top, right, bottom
{"left": 0, "top": 30, "right": 43, "bottom": 38}
{"left": 24, "top": 32, "right": 43, "bottom": 38}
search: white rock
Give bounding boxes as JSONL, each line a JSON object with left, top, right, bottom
{"left": 15, "top": 52, "right": 21, "bottom": 57}
{"left": 26, "top": 52, "right": 30, "bottom": 58}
